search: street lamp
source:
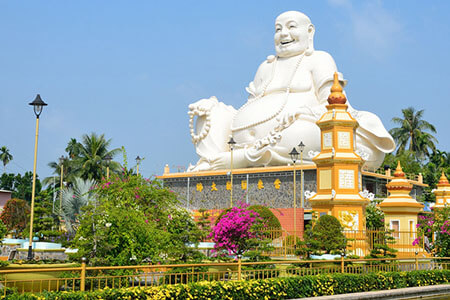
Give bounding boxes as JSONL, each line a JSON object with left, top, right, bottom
{"left": 27, "top": 94, "right": 48, "bottom": 260}
{"left": 228, "top": 137, "right": 236, "bottom": 208}
{"left": 289, "top": 147, "right": 300, "bottom": 244}
{"left": 59, "top": 156, "right": 65, "bottom": 213}
{"left": 59, "top": 155, "right": 65, "bottom": 230}
{"left": 135, "top": 155, "right": 142, "bottom": 176}
{"left": 105, "top": 154, "right": 112, "bottom": 179}
{"left": 298, "top": 141, "right": 305, "bottom": 209}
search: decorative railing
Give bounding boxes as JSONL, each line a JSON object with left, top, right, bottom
{"left": 0, "top": 257, "right": 448, "bottom": 295}
{"left": 259, "top": 229, "right": 429, "bottom": 258}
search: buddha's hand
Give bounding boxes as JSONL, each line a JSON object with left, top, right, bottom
{"left": 275, "top": 107, "right": 315, "bottom": 131}
{"left": 188, "top": 96, "right": 219, "bottom": 116}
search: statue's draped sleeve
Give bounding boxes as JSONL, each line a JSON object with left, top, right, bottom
{"left": 311, "top": 51, "right": 346, "bottom": 105}
{"left": 311, "top": 51, "right": 395, "bottom": 153}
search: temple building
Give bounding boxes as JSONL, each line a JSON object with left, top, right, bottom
{"left": 379, "top": 161, "right": 424, "bottom": 234}
{"left": 158, "top": 76, "right": 427, "bottom": 236}
{"left": 308, "top": 73, "right": 369, "bottom": 231}
{"left": 432, "top": 171, "right": 450, "bottom": 209}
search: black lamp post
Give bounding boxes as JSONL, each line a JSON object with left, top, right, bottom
{"left": 289, "top": 147, "right": 300, "bottom": 243}
{"left": 228, "top": 137, "right": 236, "bottom": 207}
{"left": 298, "top": 141, "right": 305, "bottom": 209}
{"left": 27, "top": 94, "right": 48, "bottom": 260}
{"left": 59, "top": 155, "right": 65, "bottom": 223}
{"left": 135, "top": 155, "right": 142, "bottom": 175}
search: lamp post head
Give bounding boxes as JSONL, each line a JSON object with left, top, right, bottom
{"left": 59, "top": 155, "right": 65, "bottom": 164}
{"left": 105, "top": 154, "right": 113, "bottom": 165}
{"left": 28, "top": 94, "right": 48, "bottom": 118}
{"left": 135, "top": 155, "right": 142, "bottom": 164}
{"left": 298, "top": 141, "right": 305, "bottom": 153}
{"left": 228, "top": 137, "right": 236, "bottom": 150}
{"left": 289, "top": 147, "right": 299, "bottom": 163}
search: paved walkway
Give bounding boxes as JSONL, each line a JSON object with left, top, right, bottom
{"left": 296, "top": 284, "right": 450, "bottom": 300}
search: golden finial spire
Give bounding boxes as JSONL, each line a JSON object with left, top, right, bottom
{"left": 438, "top": 171, "right": 449, "bottom": 185}
{"left": 327, "top": 72, "right": 347, "bottom": 105}
{"left": 394, "top": 161, "right": 405, "bottom": 178}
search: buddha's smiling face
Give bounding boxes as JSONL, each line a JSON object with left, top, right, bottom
{"left": 274, "top": 11, "right": 313, "bottom": 58}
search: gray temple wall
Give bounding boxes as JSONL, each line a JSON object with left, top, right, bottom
{"left": 162, "top": 170, "right": 410, "bottom": 210}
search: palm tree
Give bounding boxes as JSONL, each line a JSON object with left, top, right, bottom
{"left": 0, "top": 146, "right": 13, "bottom": 173}
{"left": 65, "top": 138, "right": 82, "bottom": 159}
{"left": 430, "top": 150, "right": 450, "bottom": 169}
{"left": 389, "top": 107, "right": 437, "bottom": 159}
{"left": 42, "top": 157, "right": 77, "bottom": 188}
{"left": 76, "top": 133, "right": 121, "bottom": 181}
{"left": 61, "top": 177, "right": 96, "bottom": 233}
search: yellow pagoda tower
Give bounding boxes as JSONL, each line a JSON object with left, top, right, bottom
{"left": 379, "top": 161, "right": 423, "bottom": 233}
{"left": 309, "top": 73, "right": 369, "bottom": 231}
{"left": 432, "top": 171, "right": 450, "bottom": 209}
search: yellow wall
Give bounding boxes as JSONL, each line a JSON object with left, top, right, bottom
{"left": 384, "top": 214, "right": 418, "bottom": 232}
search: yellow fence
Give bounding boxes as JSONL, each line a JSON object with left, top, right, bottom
{"left": 0, "top": 257, "right": 448, "bottom": 295}
{"left": 261, "top": 229, "right": 429, "bottom": 258}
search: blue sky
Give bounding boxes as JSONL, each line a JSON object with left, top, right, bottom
{"left": 1, "top": 0, "right": 449, "bottom": 181}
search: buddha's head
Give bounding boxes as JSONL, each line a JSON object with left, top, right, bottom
{"left": 274, "top": 11, "right": 315, "bottom": 58}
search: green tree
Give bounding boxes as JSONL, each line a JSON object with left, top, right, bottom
{"left": 29, "top": 190, "right": 61, "bottom": 242}
{"left": 42, "top": 156, "right": 77, "bottom": 188}
{"left": 75, "top": 133, "right": 121, "bottom": 181}
{"left": 0, "top": 198, "right": 30, "bottom": 236}
{"left": 430, "top": 150, "right": 450, "bottom": 169}
{"left": 366, "top": 204, "right": 385, "bottom": 230}
{"left": 382, "top": 151, "right": 423, "bottom": 175}
{"left": 364, "top": 230, "right": 397, "bottom": 262}
{"left": 0, "top": 172, "right": 41, "bottom": 202}
{"left": 0, "top": 221, "right": 7, "bottom": 244}
{"left": 65, "top": 138, "right": 82, "bottom": 159}
{"left": 13, "top": 172, "right": 41, "bottom": 202}
{"left": 297, "top": 215, "right": 347, "bottom": 258}
{"left": 389, "top": 107, "right": 437, "bottom": 159}
{"left": 247, "top": 205, "right": 281, "bottom": 229}
{"left": 71, "top": 174, "right": 202, "bottom": 266}
{"left": 0, "top": 146, "right": 13, "bottom": 173}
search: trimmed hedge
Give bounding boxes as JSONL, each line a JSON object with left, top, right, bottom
{"left": 2, "top": 270, "right": 449, "bottom": 300}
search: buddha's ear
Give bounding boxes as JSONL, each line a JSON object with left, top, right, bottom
{"left": 306, "top": 24, "right": 315, "bottom": 56}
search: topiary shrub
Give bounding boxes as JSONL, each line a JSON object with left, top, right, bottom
{"left": 297, "top": 214, "right": 347, "bottom": 258}
{"left": 247, "top": 205, "right": 281, "bottom": 229}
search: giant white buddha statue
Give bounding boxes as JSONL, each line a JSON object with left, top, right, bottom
{"left": 187, "top": 11, "right": 395, "bottom": 171}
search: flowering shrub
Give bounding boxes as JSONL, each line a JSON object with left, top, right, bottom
{"left": 71, "top": 174, "right": 202, "bottom": 266}
{"left": 209, "top": 206, "right": 264, "bottom": 256}
{"left": 366, "top": 203, "right": 385, "bottom": 230}
{"left": 413, "top": 207, "right": 450, "bottom": 257}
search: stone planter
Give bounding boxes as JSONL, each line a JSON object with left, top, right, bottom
{"left": 2, "top": 262, "right": 78, "bottom": 292}
{"left": 15, "top": 247, "right": 68, "bottom": 261}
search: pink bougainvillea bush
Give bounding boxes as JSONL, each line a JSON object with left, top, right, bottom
{"left": 209, "top": 205, "right": 266, "bottom": 256}
{"left": 413, "top": 206, "right": 450, "bottom": 257}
